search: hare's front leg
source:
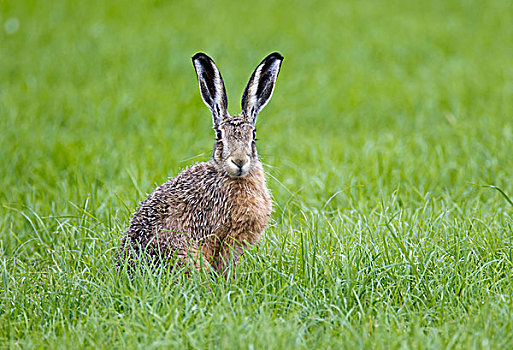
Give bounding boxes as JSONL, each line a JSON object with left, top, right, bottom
{"left": 155, "top": 230, "right": 212, "bottom": 273}
{"left": 211, "top": 235, "right": 250, "bottom": 274}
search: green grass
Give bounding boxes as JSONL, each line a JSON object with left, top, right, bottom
{"left": 2, "top": 0, "right": 513, "bottom": 348}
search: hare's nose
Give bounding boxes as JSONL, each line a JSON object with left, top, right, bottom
{"left": 231, "top": 157, "right": 247, "bottom": 169}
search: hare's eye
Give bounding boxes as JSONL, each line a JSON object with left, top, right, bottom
{"left": 216, "top": 130, "right": 222, "bottom": 139}
{"left": 252, "top": 129, "right": 257, "bottom": 139}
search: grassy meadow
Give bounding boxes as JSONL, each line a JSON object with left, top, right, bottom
{"left": 1, "top": 0, "right": 513, "bottom": 348}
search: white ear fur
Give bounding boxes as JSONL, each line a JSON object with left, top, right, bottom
{"left": 241, "top": 52, "right": 284, "bottom": 124}
{"left": 192, "top": 53, "right": 228, "bottom": 127}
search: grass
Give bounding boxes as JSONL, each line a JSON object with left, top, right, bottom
{"left": 1, "top": 0, "right": 513, "bottom": 348}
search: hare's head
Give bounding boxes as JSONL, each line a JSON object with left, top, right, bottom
{"left": 192, "top": 52, "right": 283, "bottom": 178}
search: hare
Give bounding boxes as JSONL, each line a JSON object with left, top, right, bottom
{"left": 120, "top": 52, "right": 283, "bottom": 274}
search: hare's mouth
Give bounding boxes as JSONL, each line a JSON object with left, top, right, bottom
{"left": 227, "top": 168, "right": 250, "bottom": 178}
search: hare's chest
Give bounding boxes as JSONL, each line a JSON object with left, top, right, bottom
{"left": 224, "top": 185, "right": 272, "bottom": 238}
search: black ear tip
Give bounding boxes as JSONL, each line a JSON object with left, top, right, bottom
{"left": 192, "top": 52, "right": 212, "bottom": 63}
{"left": 268, "top": 52, "right": 284, "bottom": 61}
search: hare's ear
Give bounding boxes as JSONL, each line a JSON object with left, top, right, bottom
{"left": 192, "top": 53, "right": 228, "bottom": 127}
{"left": 241, "top": 52, "right": 283, "bottom": 124}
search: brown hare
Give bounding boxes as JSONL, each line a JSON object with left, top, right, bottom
{"left": 120, "top": 52, "right": 284, "bottom": 274}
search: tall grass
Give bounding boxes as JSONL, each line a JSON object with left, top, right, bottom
{"left": 1, "top": 0, "right": 513, "bottom": 348}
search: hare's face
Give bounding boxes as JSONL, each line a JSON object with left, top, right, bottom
{"left": 213, "top": 117, "right": 257, "bottom": 178}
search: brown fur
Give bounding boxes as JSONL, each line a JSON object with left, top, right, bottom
{"left": 121, "top": 159, "right": 272, "bottom": 273}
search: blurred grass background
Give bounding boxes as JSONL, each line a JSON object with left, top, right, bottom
{"left": 1, "top": 0, "right": 513, "bottom": 348}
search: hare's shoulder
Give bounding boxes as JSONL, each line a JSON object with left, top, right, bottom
{"left": 152, "top": 161, "right": 222, "bottom": 198}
